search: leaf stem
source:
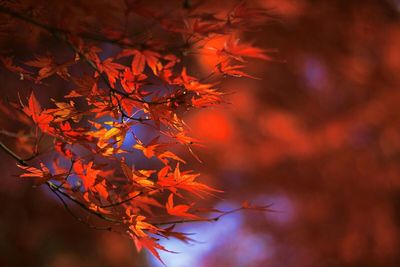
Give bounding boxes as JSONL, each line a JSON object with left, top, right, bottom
{"left": 100, "top": 191, "right": 143, "bottom": 208}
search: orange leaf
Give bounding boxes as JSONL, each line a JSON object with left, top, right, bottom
{"left": 166, "top": 193, "right": 200, "bottom": 220}
{"left": 132, "top": 236, "right": 173, "bottom": 266}
{"left": 17, "top": 162, "right": 64, "bottom": 185}
{"left": 131, "top": 51, "right": 146, "bottom": 75}
{"left": 23, "top": 92, "right": 54, "bottom": 133}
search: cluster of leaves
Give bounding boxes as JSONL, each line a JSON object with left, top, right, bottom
{"left": 0, "top": 0, "right": 272, "bottom": 263}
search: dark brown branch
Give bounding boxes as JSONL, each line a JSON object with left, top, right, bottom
{"left": 54, "top": 159, "right": 75, "bottom": 190}
{"left": 46, "top": 181, "right": 123, "bottom": 224}
{"left": 1, "top": 129, "right": 130, "bottom": 229}
{"left": 153, "top": 205, "right": 275, "bottom": 226}
{"left": 0, "top": 141, "right": 28, "bottom": 166}
{"left": 49, "top": 185, "right": 115, "bottom": 231}
{"left": 0, "top": 6, "right": 139, "bottom": 49}
{"left": 100, "top": 191, "right": 143, "bottom": 208}
{"left": 0, "top": 6, "right": 176, "bottom": 112}
{"left": 0, "top": 140, "right": 124, "bottom": 225}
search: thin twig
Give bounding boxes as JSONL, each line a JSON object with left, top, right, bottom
{"left": 153, "top": 205, "right": 275, "bottom": 226}
{"left": 0, "top": 6, "right": 138, "bottom": 49}
{"left": 0, "top": 141, "right": 28, "bottom": 166}
{"left": 0, "top": 129, "right": 31, "bottom": 138}
{"left": 55, "top": 159, "right": 75, "bottom": 190}
{"left": 49, "top": 185, "right": 115, "bottom": 231}
{"left": 47, "top": 181, "right": 123, "bottom": 224}
{"left": 1, "top": 133, "right": 125, "bottom": 225}
{"left": 0, "top": 6, "right": 176, "bottom": 108}
{"left": 100, "top": 191, "right": 143, "bottom": 208}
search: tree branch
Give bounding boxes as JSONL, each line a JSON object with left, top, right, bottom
{"left": 0, "top": 141, "right": 28, "bottom": 166}
{"left": 46, "top": 182, "right": 123, "bottom": 224}
{"left": 0, "top": 6, "right": 177, "bottom": 109}
{"left": 153, "top": 205, "right": 275, "bottom": 226}
{"left": 100, "top": 191, "right": 143, "bottom": 208}
{"left": 49, "top": 185, "right": 116, "bottom": 232}
{"left": 0, "top": 6, "right": 139, "bottom": 49}
{"left": 0, "top": 140, "right": 124, "bottom": 225}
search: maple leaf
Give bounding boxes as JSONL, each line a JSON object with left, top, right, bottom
{"left": 157, "top": 163, "right": 222, "bottom": 197}
{"left": 87, "top": 98, "right": 115, "bottom": 119}
{"left": 56, "top": 122, "right": 92, "bottom": 142}
{"left": 65, "top": 75, "right": 98, "bottom": 98}
{"left": 161, "top": 224, "right": 196, "bottom": 244}
{"left": 142, "top": 50, "right": 163, "bottom": 75}
{"left": 90, "top": 122, "right": 128, "bottom": 151}
{"left": 119, "top": 49, "right": 161, "bottom": 75}
{"left": 133, "top": 137, "right": 161, "bottom": 159}
{"left": 132, "top": 236, "right": 174, "bottom": 266}
{"left": 120, "top": 160, "right": 155, "bottom": 188}
{"left": 73, "top": 161, "right": 100, "bottom": 189}
{"left": 162, "top": 130, "right": 203, "bottom": 146}
{"left": 93, "top": 179, "right": 110, "bottom": 200}
{"left": 166, "top": 194, "right": 200, "bottom": 219}
{"left": 162, "top": 130, "right": 204, "bottom": 162}
{"left": 87, "top": 202, "right": 112, "bottom": 215}
{"left": 177, "top": 67, "right": 218, "bottom": 94}
{"left": 133, "top": 136, "right": 186, "bottom": 165}
{"left": 143, "top": 104, "right": 185, "bottom": 130}
{"left": 183, "top": 18, "right": 224, "bottom": 37}
{"left": 128, "top": 195, "right": 163, "bottom": 215}
{"left": 228, "top": 1, "right": 274, "bottom": 27}
{"left": 25, "top": 55, "right": 73, "bottom": 81}
{"left": 44, "top": 100, "right": 81, "bottom": 123}
{"left": 23, "top": 92, "right": 41, "bottom": 119}
{"left": 83, "top": 46, "right": 102, "bottom": 67}
{"left": 23, "top": 92, "right": 54, "bottom": 133}
{"left": 17, "top": 162, "right": 64, "bottom": 185}
{"left": 215, "top": 60, "right": 260, "bottom": 79}
{"left": 207, "top": 36, "right": 272, "bottom": 62}
{"left": 127, "top": 214, "right": 161, "bottom": 237}
{"left": 241, "top": 200, "right": 275, "bottom": 212}
{"left": 121, "top": 67, "right": 147, "bottom": 94}
{"left": 131, "top": 50, "right": 146, "bottom": 75}
{"left": 54, "top": 141, "right": 73, "bottom": 158}
{"left": 99, "top": 58, "right": 125, "bottom": 87}
{"left": 191, "top": 94, "right": 222, "bottom": 108}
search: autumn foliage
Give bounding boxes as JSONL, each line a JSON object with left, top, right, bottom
{"left": 0, "top": 0, "right": 272, "bottom": 263}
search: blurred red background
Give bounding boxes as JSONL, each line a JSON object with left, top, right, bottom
{"left": 2, "top": 0, "right": 400, "bottom": 266}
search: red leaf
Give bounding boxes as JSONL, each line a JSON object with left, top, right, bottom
{"left": 100, "top": 58, "right": 124, "bottom": 87}
{"left": 166, "top": 194, "right": 200, "bottom": 220}
{"left": 131, "top": 51, "right": 146, "bottom": 75}
{"left": 23, "top": 92, "right": 54, "bottom": 133}
{"left": 17, "top": 162, "right": 65, "bottom": 185}
{"left": 132, "top": 236, "right": 173, "bottom": 266}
